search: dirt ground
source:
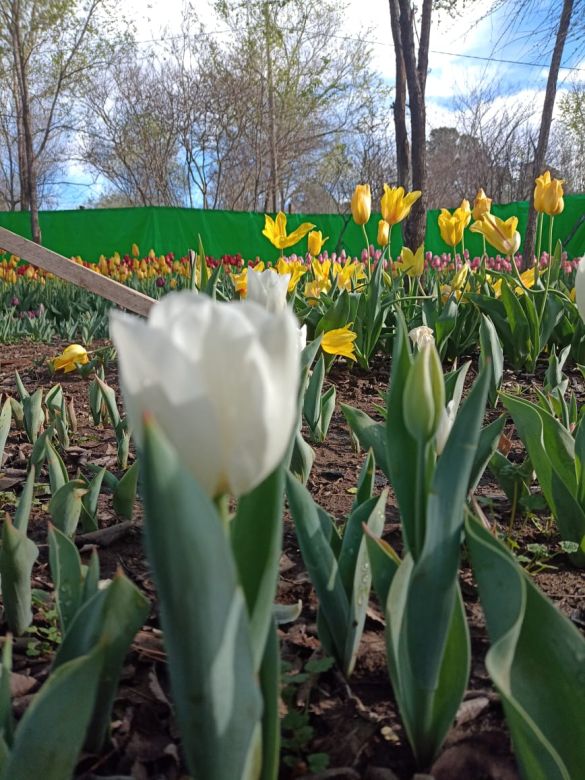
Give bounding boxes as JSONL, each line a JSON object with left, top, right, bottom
{"left": 0, "top": 340, "right": 584, "bottom": 780}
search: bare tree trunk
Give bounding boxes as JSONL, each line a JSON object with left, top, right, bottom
{"left": 522, "top": 0, "right": 573, "bottom": 265}
{"left": 12, "top": 70, "right": 29, "bottom": 210}
{"left": 389, "top": 0, "right": 410, "bottom": 189}
{"left": 264, "top": 1, "right": 279, "bottom": 213}
{"left": 9, "top": 1, "right": 42, "bottom": 243}
{"left": 397, "top": 0, "right": 432, "bottom": 249}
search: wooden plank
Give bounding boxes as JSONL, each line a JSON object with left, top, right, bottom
{"left": 0, "top": 226, "right": 155, "bottom": 317}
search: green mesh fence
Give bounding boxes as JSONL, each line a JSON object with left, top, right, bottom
{"left": 0, "top": 195, "right": 583, "bottom": 263}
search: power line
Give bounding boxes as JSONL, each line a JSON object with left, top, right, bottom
{"left": 125, "top": 27, "right": 585, "bottom": 74}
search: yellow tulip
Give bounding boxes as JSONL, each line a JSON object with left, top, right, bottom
{"left": 351, "top": 184, "right": 371, "bottom": 225}
{"left": 380, "top": 185, "right": 422, "bottom": 226}
{"left": 438, "top": 208, "right": 466, "bottom": 248}
{"left": 52, "top": 344, "right": 90, "bottom": 373}
{"left": 397, "top": 245, "right": 425, "bottom": 277}
{"left": 451, "top": 263, "right": 469, "bottom": 291}
{"left": 454, "top": 199, "right": 472, "bottom": 228}
{"left": 131, "top": 243, "right": 140, "bottom": 258}
{"left": 262, "top": 212, "right": 315, "bottom": 250}
{"left": 311, "top": 259, "right": 331, "bottom": 283}
{"left": 321, "top": 324, "right": 357, "bottom": 361}
{"left": 333, "top": 262, "right": 364, "bottom": 292}
{"left": 304, "top": 279, "right": 329, "bottom": 304}
{"left": 377, "top": 219, "right": 390, "bottom": 247}
{"left": 472, "top": 188, "right": 492, "bottom": 220}
{"left": 534, "top": 171, "right": 564, "bottom": 215}
{"left": 492, "top": 267, "right": 537, "bottom": 298}
{"left": 308, "top": 230, "right": 328, "bottom": 256}
{"left": 534, "top": 171, "right": 565, "bottom": 217}
{"left": 470, "top": 213, "right": 521, "bottom": 256}
{"left": 276, "top": 258, "right": 307, "bottom": 291}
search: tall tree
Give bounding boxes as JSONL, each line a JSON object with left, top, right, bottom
{"left": 522, "top": 0, "right": 574, "bottom": 263}
{"left": 0, "top": 0, "right": 125, "bottom": 241}
{"left": 388, "top": 0, "right": 433, "bottom": 248}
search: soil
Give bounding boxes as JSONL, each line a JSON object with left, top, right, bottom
{"left": 1, "top": 339, "right": 584, "bottom": 780}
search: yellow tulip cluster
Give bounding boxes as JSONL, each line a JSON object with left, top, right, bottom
{"left": 349, "top": 182, "right": 422, "bottom": 241}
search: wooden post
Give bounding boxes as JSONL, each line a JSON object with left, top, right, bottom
{"left": 0, "top": 227, "right": 155, "bottom": 317}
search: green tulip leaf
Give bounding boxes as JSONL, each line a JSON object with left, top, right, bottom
{"left": 3, "top": 647, "right": 103, "bottom": 780}
{"left": 501, "top": 393, "right": 585, "bottom": 563}
{"left": 386, "top": 557, "right": 470, "bottom": 767}
{"left": 303, "top": 354, "right": 325, "bottom": 430}
{"left": 48, "top": 479, "right": 88, "bottom": 537}
{"left": 479, "top": 314, "right": 503, "bottom": 406}
{"left": 13, "top": 466, "right": 36, "bottom": 534}
{"left": 231, "top": 467, "right": 284, "bottom": 671}
{"left": 81, "top": 466, "right": 106, "bottom": 532}
{"left": 0, "top": 638, "right": 14, "bottom": 748}
{"left": 112, "top": 460, "right": 139, "bottom": 520}
{"left": 141, "top": 419, "right": 262, "bottom": 780}
{"left": 259, "top": 620, "right": 280, "bottom": 780}
{"left": 45, "top": 438, "right": 68, "bottom": 496}
{"left": 48, "top": 525, "right": 84, "bottom": 635}
{"left": 340, "top": 405, "right": 388, "bottom": 477}
{"left": 53, "top": 571, "right": 149, "bottom": 752}
{"left": 286, "top": 471, "right": 350, "bottom": 668}
{"left": 0, "top": 398, "right": 11, "bottom": 468}
{"left": 0, "top": 518, "right": 39, "bottom": 635}
{"left": 466, "top": 514, "right": 585, "bottom": 780}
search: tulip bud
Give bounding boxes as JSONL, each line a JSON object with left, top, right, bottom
{"left": 472, "top": 188, "right": 492, "bottom": 220}
{"left": 435, "top": 400, "right": 455, "bottom": 455}
{"left": 455, "top": 199, "right": 472, "bottom": 228}
{"left": 534, "top": 171, "right": 564, "bottom": 216}
{"left": 377, "top": 219, "right": 389, "bottom": 247}
{"left": 403, "top": 343, "right": 445, "bottom": 443}
{"left": 408, "top": 325, "right": 434, "bottom": 350}
{"left": 308, "top": 230, "right": 328, "bottom": 257}
{"left": 351, "top": 184, "right": 371, "bottom": 225}
{"left": 542, "top": 178, "right": 564, "bottom": 216}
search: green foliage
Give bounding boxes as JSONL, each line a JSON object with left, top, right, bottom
{"left": 280, "top": 656, "right": 334, "bottom": 774}
{"left": 501, "top": 392, "right": 585, "bottom": 565}
{"left": 286, "top": 449, "right": 386, "bottom": 677}
{"left": 140, "top": 417, "right": 266, "bottom": 780}
{"left": 0, "top": 504, "right": 39, "bottom": 635}
{"left": 0, "top": 645, "right": 104, "bottom": 780}
{"left": 302, "top": 354, "right": 336, "bottom": 443}
{"left": 52, "top": 571, "right": 149, "bottom": 752}
{"left": 466, "top": 515, "right": 585, "bottom": 780}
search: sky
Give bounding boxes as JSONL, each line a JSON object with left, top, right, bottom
{"left": 57, "top": 0, "right": 585, "bottom": 208}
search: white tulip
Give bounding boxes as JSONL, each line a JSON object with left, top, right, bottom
{"left": 110, "top": 292, "right": 300, "bottom": 497}
{"left": 408, "top": 325, "right": 435, "bottom": 350}
{"left": 247, "top": 268, "right": 290, "bottom": 313}
{"left": 435, "top": 400, "right": 455, "bottom": 455}
{"left": 575, "top": 258, "right": 585, "bottom": 323}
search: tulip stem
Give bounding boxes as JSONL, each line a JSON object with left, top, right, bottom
{"left": 413, "top": 443, "right": 428, "bottom": 559}
{"left": 362, "top": 224, "right": 371, "bottom": 278}
{"left": 538, "top": 216, "right": 555, "bottom": 322}
{"left": 535, "top": 211, "right": 544, "bottom": 282}
{"left": 388, "top": 224, "right": 393, "bottom": 262}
